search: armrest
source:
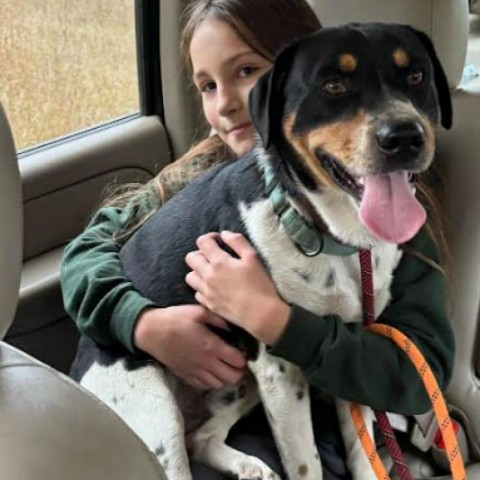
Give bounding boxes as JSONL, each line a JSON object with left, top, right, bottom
{"left": 0, "top": 342, "right": 166, "bottom": 480}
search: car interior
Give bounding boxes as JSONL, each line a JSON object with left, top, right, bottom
{"left": 1, "top": 0, "right": 479, "bottom": 478}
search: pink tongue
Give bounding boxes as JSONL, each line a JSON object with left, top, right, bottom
{"left": 359, "top": 171, "right": 426, "bottom": 244}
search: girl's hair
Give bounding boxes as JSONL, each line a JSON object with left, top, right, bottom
{"left": 180, "top": 0, "right": 321, "bottom": 66}
{"left": 410, "top": 170, "right": 451, "bottom": 277}
{"left": 102, "top": 0, "right": 321, "bottom": 236}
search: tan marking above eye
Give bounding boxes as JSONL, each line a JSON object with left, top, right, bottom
{"left": 338, "top": 53, "right": 357, "bottom": 72}
{"left": 393, "top": 47, "right": 410, "bottom": 68}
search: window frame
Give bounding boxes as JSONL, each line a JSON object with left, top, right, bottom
{"left": 15, "top": 0, "right": 164, "bottom": 158}
{"left": 136, "top": 0, "right": 164, "bottom": 121}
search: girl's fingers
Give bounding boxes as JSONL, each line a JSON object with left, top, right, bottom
{"left": 201, "top": 311, "right": 231, "bottom": 331}
{"left": 185, "top": 250, "right": 210, "bottom": 276}
{"left": 211, "top": 359, "right": 246, "bottom": 385}
{"left": 217, "top": 342, "right": 247, "bottom": 369}
{"left": 220, "top": 231, "right": 257, "bottom": 259}
{"left": 194, "top": 372, "right": 223, "bottom": 390}
{"left": 196, "top": 233, "right": 231, "bottom": 262}
{"left": 185, "top": 271, "right": 206, "bottom": 295}
{"left": 194, "top": 291, "right": 210, "bottom": 310}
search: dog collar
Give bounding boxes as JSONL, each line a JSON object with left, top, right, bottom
{"left": 261, "top": 161, "right": 357, "bottom": 257}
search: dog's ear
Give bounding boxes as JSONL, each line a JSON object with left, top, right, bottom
{"left": 406, "top": 26, "right": 452, "bottom": 130}
{"left": 249, "top": 43, "right": 299, "bottom": 150}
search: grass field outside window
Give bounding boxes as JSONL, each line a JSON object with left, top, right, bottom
{"left": 0, "top": 0, "right": 138, "bottom": 151}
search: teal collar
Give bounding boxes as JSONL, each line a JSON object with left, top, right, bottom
{"left": 261, "top": 161, "right": 357, "bottom": 257}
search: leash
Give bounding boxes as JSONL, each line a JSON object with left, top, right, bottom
{"left": 293, "top": 189, "right": 417, "bottom": 478}
{"left": 359, "top": 249, "right": 414, "bottom": 480}
{"left": 261, "top": 162, "right": 466, "bottom": 478}
{"left": 356, "top": 249, "right": 467, "bottom": 480}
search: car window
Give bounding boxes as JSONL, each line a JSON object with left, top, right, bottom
{"left": 0, "top": 0, "right": 138, "bottom": 151}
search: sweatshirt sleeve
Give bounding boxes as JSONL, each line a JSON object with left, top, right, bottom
{"left": 61, "top": 204, "right": 156, "bottom": 354}
{"left": 268, "top": 228, "right": 455, "bottom": 415}
{"left": 62, "top": 155, "right": 222, "bottom": 354}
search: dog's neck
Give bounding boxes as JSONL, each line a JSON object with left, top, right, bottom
{"left": 257, "top": 145, "right": 382, "bottom": 249}
{"left": 297, "top": 186, "right": 381, "bottom": 248}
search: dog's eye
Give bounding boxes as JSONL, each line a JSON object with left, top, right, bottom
{"left": 322, "top": 80, "right": 347, "bottom": 95}
{"left": 407, "top": 71, "right": 424, "bottom": 86}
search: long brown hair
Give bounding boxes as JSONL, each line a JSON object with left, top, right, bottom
{"left": 410, "top": 169, "right": 450, "bottom": 276}
{"left": 180, "top": 0, "right": 321, "bottom": 66}
{"left": 102, "top": 0, "right": 321, "bottom": 238}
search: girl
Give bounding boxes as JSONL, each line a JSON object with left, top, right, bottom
{"left": 61, "top": 1, "right": 454, "bottom": 479}
{"left": 62, "top": 0, "right": 321, "bottom": 392}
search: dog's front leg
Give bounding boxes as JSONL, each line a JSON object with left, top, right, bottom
{"left": 249, "top": 345, "right": 322, "bottom": 480}
{"left": 188, "top": 375, "right": 281, "bottom": 480}
{"left": 80, "top": 360, "right": 192, "bottom": 480}
{"left": 336, "top": 399, "right": 377, "bottom": 480}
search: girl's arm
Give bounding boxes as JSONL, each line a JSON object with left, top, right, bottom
{"left": 186, "top": 229, "right": 455, "bottom": 415}
{"left": 61, "top": 180, "right": 247, "bottom": 389}
{"left": 61, "top": 204, "right": 155, "bottom": 353}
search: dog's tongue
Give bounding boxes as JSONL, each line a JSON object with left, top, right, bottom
{"left": 359, "top": 171, "right": 426, "bottom": 244}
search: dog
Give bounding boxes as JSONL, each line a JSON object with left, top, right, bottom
{"left": 70, "top": 23, "right": 451, "bottom": 480}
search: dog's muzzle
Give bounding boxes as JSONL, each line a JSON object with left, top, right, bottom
{"left": 315, "top": 118, "right": 427, "bottom": 244}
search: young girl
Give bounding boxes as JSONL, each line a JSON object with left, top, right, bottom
{"left": 61, "top": 1, "right": 454, "bottom": 479}
{"left": 63, "top": 0, "right": 320, "bottom": 391}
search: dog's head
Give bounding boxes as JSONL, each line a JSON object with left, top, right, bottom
{"left": 249, "top": 23, "right": 452, "bottom": 244}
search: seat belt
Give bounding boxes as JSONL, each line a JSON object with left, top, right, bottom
{"left": 411, "top": 410, "right": 439, "bottom": 452}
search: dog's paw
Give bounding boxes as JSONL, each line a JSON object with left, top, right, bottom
{"left": 234, "top": 456, "right": 281, "bottom": 480}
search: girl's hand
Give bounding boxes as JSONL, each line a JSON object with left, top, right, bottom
{"left": 185, "top": 231, "right": 290, "bottom": 345}
{"left": 134, "top": 305, "right": 247, "bottom": 389}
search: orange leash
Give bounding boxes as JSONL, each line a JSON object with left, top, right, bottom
{"left": 350, "top": 324, "right": 467, "bottom": 480}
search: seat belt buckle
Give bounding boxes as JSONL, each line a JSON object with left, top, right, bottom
{"left": 430, "top": 418, "right": 469, "bottom": 472}
{"left": 433, "top": 420, "right": 460, "bottom": 450}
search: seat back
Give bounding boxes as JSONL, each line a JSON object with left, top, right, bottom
{"left": 438, "top": 84, "right": 480, "bottom": 461}
{"left": 0, "top": 103, "right": 167, "bottom": 480}
{"left": 307, "top": 0, "right": 469, "bottom": 86}
{"left": 0, "top": 104, "right": 23, "bottom": 340}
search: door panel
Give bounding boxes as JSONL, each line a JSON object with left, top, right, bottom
{"left": 6, "top": 115, "right": 171, "bottom": 372}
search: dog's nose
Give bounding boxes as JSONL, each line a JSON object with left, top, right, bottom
{"left": 375, "top": 120, "right": 425, "bottom": 158}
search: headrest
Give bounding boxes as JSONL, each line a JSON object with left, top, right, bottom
{"left": 308, "top": 0, "right": 469, "bottom": 88}
{"left": 0, "top": 104, "right": 23, "bottom": 339}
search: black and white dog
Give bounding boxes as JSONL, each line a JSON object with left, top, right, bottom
{"left": 71, "top": 23, "right": 451, "bottom": 480}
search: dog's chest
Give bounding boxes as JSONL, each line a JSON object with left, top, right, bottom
{"left": 241, "top": 199, "right": 402, "bottom": 322}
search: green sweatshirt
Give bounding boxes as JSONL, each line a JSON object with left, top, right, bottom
{"left": 61, "top": 163, "right": 455, "bottom": 419}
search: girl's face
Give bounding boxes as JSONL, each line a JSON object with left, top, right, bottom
{"left": 190, "top": 18, "right": 272, "bottom": 157}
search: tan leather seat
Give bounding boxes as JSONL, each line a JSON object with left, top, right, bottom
{"left": 0, "top": 103, "right": 166, "bottom": 480}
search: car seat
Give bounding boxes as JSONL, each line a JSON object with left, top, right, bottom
{"left": 0, "top": 102, "right": 166, "bottom": 480}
